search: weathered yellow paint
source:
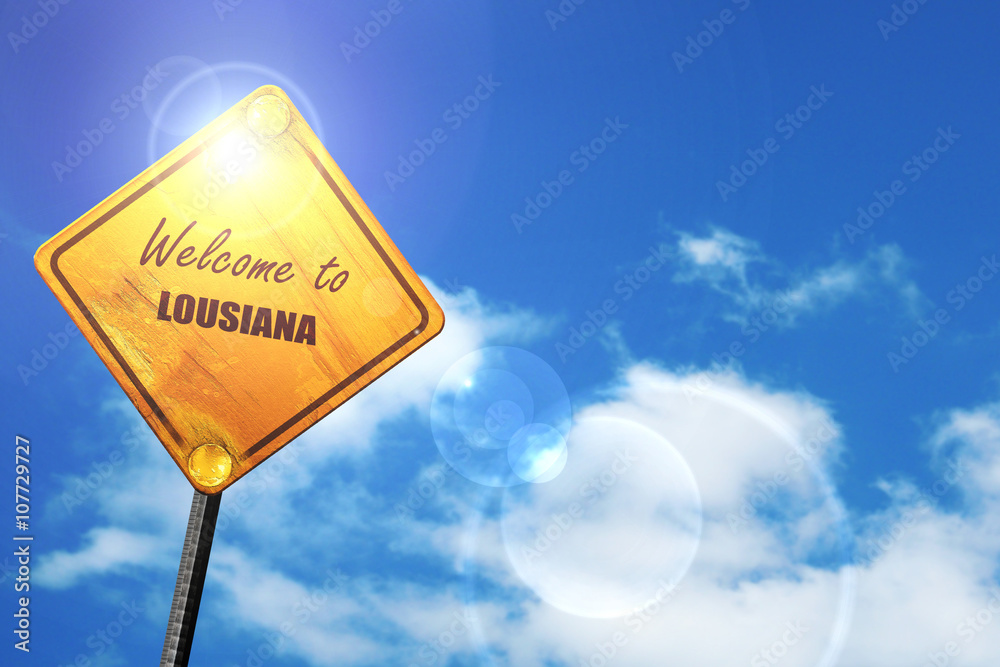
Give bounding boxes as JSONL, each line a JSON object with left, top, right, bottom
{"left": 35, "top": 85, "right": 444, "bottom": 494}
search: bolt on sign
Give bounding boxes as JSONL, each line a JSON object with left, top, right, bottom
{"left": 35, "top": 86, "right": 445, "bottom": 494}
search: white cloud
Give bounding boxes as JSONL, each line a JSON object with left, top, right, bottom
{"left": 930, "top": 402, "right": 1000, "bottom": 503}
{"left": 837, "top": 402, "right": 1000, "bottom": 667}
{"left": 208, "top": 548, "right": 381, "bottom": 666}
{"left": 422, "top": 367, "right": 1000, "bottom": 667}
{"left": 36, "top": 279, "right": 1000, "bottom": 667}
{"left": 36, "top": 527, "right": 174, "bottom": 589}
{"left": 672, "top": 226, "right": 926, "bottom": 325}
{"left": 678, "top": 227, "right": 766, "bottom": 277}
{"left": 416, "top": 364, "right": 856, "bottom": 667}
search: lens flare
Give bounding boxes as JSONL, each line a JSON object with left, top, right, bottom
{"left": 431, "top": 347, "right": 572, "bottom": 487}
{"left": 501, "top": 416, "right": 702, "bottom": 618}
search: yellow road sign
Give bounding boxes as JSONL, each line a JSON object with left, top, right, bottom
{"left": 35, "top": 86, "right": 445, "bottom": 494}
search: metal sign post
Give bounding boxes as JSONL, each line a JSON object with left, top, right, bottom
{"left": 160, "top": 490, "right": 222, "bottom": 667}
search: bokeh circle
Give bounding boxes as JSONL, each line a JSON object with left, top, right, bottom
{"left": 500, "top": 416, "right": 703, "bottom": 618}
{"left": 430, "top": 347, "right": 572, "bottom": 487}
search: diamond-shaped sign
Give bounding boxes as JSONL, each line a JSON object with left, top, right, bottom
{"left": 35, "top": 86, "right": 444, "bottom": 494}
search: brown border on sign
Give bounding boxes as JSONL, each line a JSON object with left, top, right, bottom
{"left": 49, "top": 120, "right": 429, "bottom": 459}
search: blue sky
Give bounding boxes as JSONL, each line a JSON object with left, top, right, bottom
{"left": 3, "top": 1, "right": 1000, "bottom": 665}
